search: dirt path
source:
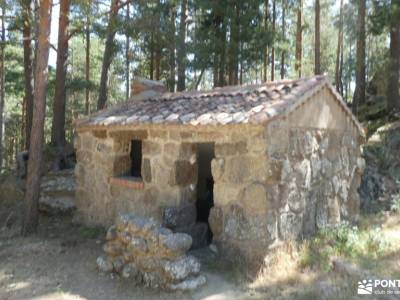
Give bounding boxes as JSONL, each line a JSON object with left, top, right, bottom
{"left": 0, "top": 216, "right": 262, "bottom": 300}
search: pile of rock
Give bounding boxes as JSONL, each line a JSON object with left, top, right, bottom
{"left": 97, "top": 214, "right": 206, "bottom": 291}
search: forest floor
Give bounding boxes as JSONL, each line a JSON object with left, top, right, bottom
{"left": 0, "top": 215, "right": 263, "bottom": 300}
{"left": 1, "top": 212, "right": 400, "bottom": 300}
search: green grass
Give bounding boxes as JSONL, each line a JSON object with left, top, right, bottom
{"left": 299, "top": 222, "right": 390, "bottom": 272}
{"left": 78, "top": 226, "right": 105, "bottom": 239}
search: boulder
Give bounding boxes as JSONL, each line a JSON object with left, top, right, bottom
{"left": 163, "top": 255, "right": 201, "bottom": 281}
{"left": 167, "top": 275, "right": 207, "bottom": 291}
{"left": 359, "top": 166, "right": 398, "bottom": 212}
{"left": 0, "top": 174, "right": 24, "bottom": 204}
{"left": 176, "top": 222, "right": 210, "bottom": 249}
{"left": 160, "top": 233, "right": 192, "bottom": 256}
{"left": 39, "top": 195, "right": 75, "bottom": 215}
{"left": 162, "top": 204, "right": 196, "bottom": 229}
{"left": 96, "top": 256, "right": 113, "bottom": 273}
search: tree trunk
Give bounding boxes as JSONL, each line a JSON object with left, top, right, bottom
{"left": 177, "top": 0, "right": 187, "bottom": 91}
{"left": 314, "top": 0, "right": 321, "bottom": 75}
{"left": 335, "top": 0, "right": 344, "bottom": 94}
{"left": 387, "top": 20, "right": 400, "bottom": 112}
{"left": 21, "top": 0, "right": 52, "bottom": 236}
{"left": 154, "top": 0, "right": 161, "bottom": 81}
{"left": 271, "top": 0, "right": 276, "bottom": 81}
{"left": 263, "top": 0, "right": 269, "bottom": 82}
{"left": 352, "top": 0, "right": 366, "bottom": 115}
{"left": 149, "top": 32, "right": 154, "bottom": 80}
{"left": 22, "top": 0, "right": 34, "bottom": 151}
{"left": 218, "top": 15, "right": 226, "bottom": 87}
{"left": 280, "top": 0, "right": 286, "bottom": 79}
{"left": 228, "top": 1, "right": 239, "bottom": 85}
{"left": 0, "top": 4, "right": 5, "bottom": 170}
{"left": 51, "top": 0, "right": 69, "bottom": 163}
{"left": 125, "top": 2, "right": 130, "bottom": 100}
{"left": 85, "top": 13, "right": 90, "bottom": 114}
{"left": 97, "top": 0, "right": 120, "bottom": 110}
{"left": 295, "top": 0, "right": 302, "bottom": 78}
{"left": 168, "top": 6, "right": 176, "bottom": 92}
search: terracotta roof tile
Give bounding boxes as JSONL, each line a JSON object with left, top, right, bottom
{"left": 75, "top": 75, "right": 360, "bottom": 131}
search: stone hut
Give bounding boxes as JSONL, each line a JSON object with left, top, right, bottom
{"left": 74, "top": 75, "right": 365, "bottom": 268}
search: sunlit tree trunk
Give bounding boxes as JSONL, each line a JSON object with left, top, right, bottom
{"left": 22, "top": 0, "right": 52, "bottom": 236}
{"left": 22, "top": 0, "right": 34, "bottom": 151}
{"left": 271, "top": 0, "right": 276, "bottom": 81}
{"left": 97, "top": 0, "right": 120, "bottom": 110}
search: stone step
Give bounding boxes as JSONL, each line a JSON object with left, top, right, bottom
{"left": 40, "top": 176, "right": 75, "bottom": 194}
{"left": 45, "top": 168, "right": 75, "bottom": 178}
{"left": 39, "top": 195, "right": 76, "bottom": 215}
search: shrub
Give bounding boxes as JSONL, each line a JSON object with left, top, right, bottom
{"left": 300, "top": 222, "right": 390, "bottom": 271}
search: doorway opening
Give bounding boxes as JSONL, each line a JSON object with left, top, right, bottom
{"left": 195, "top": 143, "right": 215, "bottom": 248}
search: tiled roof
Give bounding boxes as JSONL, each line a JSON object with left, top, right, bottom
{"left": 76, "top": 75, "right": 363, "bottom": 134}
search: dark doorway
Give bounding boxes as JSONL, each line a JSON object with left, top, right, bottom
{"left": 196, "top": 143, "right": 215, "bottom": 246}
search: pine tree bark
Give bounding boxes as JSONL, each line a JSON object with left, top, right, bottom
{"left": 21, "top": 0, "right": 52, "bottom": 236}
{"left": 168, "top": 6, "right": 176, "bottom": 92}
{"left": 0, "top": 4, "right": 5, "bottom": 170}
{"left": 295, "top": 0, "right": 302, "bottom": 78}
{"left": 270, "top": 0, "right": 276, "bottom": 81}
{"left": 149, "top": 32, "right": 154, "bottom": 80}
{"left": 228, "top": 1, "right": 239, "bottom": 85}
{"left": 218, "top": 15, "right": 226, "bottom": 87}
{"left": 263, "top": 0, "right": 269, "bottom": 82}
{"left": 280, "top": 0, "right": 286, "bottom": 79}
{"left": 22, "top": 0, "right": 34, "bottom": 151}
{"left": 335, "top": 0, "right": 344, "bottom": 94}
{"left": 97, "top": 0, "right": 120, "bottom": 110}
{"left": 387, "top": 19, "right": 400, "bottom": 112}
{"left": 352, "top": 0, "right": 366, "bottom": 114}
{"left": 314, "top": 0, "right": 321, "bottom": 75}
{"left": 177, "top": 0, "right": 187, "bottom": 91}
{"left": 125, "top": 2, "right": 130, "bottom": 100}
{"left": 85, "top": 13, "right": 90, "bottom": 114}
{"left": 51, "top": 0, "right": 69, "bottom": 163}
{"left": 154, "top": 0, "right": 161, "bottom": 81}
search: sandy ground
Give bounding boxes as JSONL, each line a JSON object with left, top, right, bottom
{"left": 3, "top": 212, "right": 400, "bottom": 300}
{"left": 0, "top": 216, "right": 264, "bottom": 300}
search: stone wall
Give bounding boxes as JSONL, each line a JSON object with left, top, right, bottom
{"left": 97, "top": 213, "right": 206, "bottom": 291}
{"left": 208, "top": 89, "right": 364, "bottom": 269}
{"left": 74, "top": 126, "right": 263, "bottom": 228}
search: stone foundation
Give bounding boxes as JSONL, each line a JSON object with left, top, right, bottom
{"left": 97, "top": 214, "right": 206, "bottom": 291}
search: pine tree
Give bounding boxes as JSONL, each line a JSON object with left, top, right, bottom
{"left": 22, "top": 0, "right": 52, "bottom": 235}
{"left": 352, "top": 0, "right": 366, "bottom": 115}
{"left": 51, "top": 0, "right": 70, "bottom": 170}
